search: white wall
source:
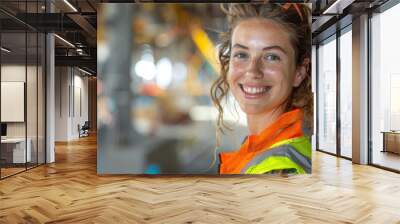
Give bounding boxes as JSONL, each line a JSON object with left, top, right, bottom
{"left": 55, "top": 67, "right": 89, "bottom": 141}
{"left": 55, "top": 66, "right": 68, "bottom": 141}
{"left": 1, "top": 64, "right": 46, "bottom": 164}
{"left": 1, "top": 82, "right": 25, "bottom": 122}
{"left": 72, "top": 73, "right": 89, "bottom": 138}
{"left": 1, "top": 65, "right": 36, "bottom": 138}
{"left": 1, "top": 65, "right": 26, "bottom": 135}
{"left": 1, "top": 65, "right": 26, "bottom": 81}
{"left": 1, "top": 65, "right": 26, "bottom": 142}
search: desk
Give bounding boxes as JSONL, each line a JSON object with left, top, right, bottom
{"left": 381, "top": 131, "right": 400, "bottom": 154}
{"left": 1, "top": 138, "right": 31, "bottom": 163}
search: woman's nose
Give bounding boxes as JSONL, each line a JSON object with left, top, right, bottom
{"left": 245, "top": 56, "right": 263, "bottom": 79}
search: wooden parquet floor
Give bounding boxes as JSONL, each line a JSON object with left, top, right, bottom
{"left": 1, "top": 134, "right": 400, "bottom": 224}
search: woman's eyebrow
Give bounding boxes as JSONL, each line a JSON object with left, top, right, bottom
{"left": 232, "top": 43, "right": 287, "bottom": 55}
{"left": 232, "top": 43, "right": 248, "bottom": 49}
{"left": 263, "top": 46, "right": 288, "bottom": 55}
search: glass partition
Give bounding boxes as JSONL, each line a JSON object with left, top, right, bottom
{"left": 1, "top": 30, "right": 28, "bottom": 177}
{"left": 0, "top": 1, "right": 46, "bottom": 179}
{"left": 339, "top": 27, "right": 352, "bottom": 158}
{"left": 27, "top": 30, "right": 38, "bottom": 169}
{"left": 38, "top": 32, "right": 45, "bottom": 165}
{"left": 317, "top": 35, "right": 337, "bottom": 155}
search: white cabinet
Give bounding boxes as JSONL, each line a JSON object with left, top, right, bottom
{"left": 1, "top": 138, "right": 32, "bottom": 163}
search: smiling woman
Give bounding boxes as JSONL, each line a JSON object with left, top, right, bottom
{"left": 211, "top": 3, "right": 312, "bottom": 174}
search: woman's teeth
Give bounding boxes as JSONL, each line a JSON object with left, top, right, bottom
{"left": 241, "top": 85, "right": 270, "bottom": 94}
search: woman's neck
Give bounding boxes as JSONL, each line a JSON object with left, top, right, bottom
{"left": 246, "top": 105, "right": 287, "bottom": 136}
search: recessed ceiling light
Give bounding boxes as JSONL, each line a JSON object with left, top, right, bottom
{"left": 63, "top": 0, "right": 78, "bottom": 12}
{"left": 78, "top": 67, "right": 93, "bottom": 76}
{"left": 1, "top": 47, "right": 11, "bottom": 53}
{"left": 54, "top": 34, "right": 75, "bottom": 48}
{"left": 323, "top": 0, "right": 354, "bottom": 15}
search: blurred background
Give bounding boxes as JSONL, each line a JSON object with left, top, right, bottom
{"left": 97, "top": 4, "right": 248, "bottom": 174}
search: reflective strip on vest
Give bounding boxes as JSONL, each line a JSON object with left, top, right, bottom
{"left": 270, "top": 136, "right": 312, "bottom": 159}
{"left": 245, "top": 156, "right": 306, "bottom": 174}
{"left": 241, "top": 136, "right": 311, "bottom": 174}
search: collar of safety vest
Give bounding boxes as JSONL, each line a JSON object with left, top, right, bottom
{"left": 219, "top": 108, "right": 304, "bottom": 174}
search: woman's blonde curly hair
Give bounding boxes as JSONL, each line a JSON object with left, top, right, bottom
{"left": 210, "top": 3, "right": 313, "bottom": 144}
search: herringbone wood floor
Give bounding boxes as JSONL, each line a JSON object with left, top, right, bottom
{"left": 1, "top": 134, "right": 400, "bottom": 224}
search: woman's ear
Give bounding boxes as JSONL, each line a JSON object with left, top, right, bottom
{"left": 293, "top": 58, "right": 310, "bottom": 87}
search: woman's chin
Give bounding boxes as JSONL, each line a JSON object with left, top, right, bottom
{"left": 240, "top": 105, "right": 270, "bottom": 115}
{"left": 239, "top": 102, "right": 285, "bottom": 116}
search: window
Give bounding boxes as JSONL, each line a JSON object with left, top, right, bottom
{"left": 371, "top": 2, "right": 400, "bottom": 171}
{"left": 339, "top": 27, "right": 352, "bottom": 158}
{"left": 317, "top": 36, "right": 337, "bottom": 154}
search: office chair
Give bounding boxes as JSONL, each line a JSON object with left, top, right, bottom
{"left": 79, "top": 121, "right": 90, "bottom": 138}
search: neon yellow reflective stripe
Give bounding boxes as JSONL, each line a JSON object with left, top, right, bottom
{"left": 245, "top": 156, "right": 306, "bottom": 174}
{"left": 269, "top": 136, "right": 311, "bottom": 159}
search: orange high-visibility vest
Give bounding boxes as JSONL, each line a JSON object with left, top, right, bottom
{"left": 219, "top": 108, "right": 310, "bottom": 174}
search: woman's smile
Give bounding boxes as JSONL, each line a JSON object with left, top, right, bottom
{"left": 239, "top": 83, "right": 272, "bottom": 99}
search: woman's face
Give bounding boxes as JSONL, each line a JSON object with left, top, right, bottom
{"left": 228, "top": 18, "right": 305, "bottom": 115}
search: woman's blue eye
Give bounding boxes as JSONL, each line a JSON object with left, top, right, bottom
{"left": 264, "top": 54, "right": 281, "bottom": 61}
{"left": 233, "top": 52, "right": 248, "bottom": 59}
